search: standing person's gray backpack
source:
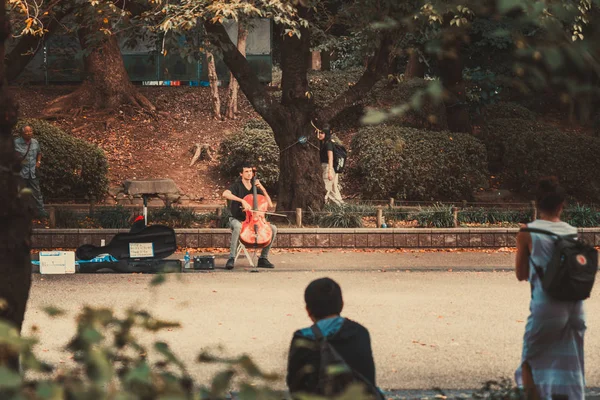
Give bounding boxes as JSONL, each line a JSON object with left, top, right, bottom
{"left": 520, "top": 227, "right": 598, "bottom": 301}
{"left": 311, "top": 324, "right": 384, "bottom": 400}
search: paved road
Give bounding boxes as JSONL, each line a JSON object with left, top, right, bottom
{"left": 32, "top": 248, "right": 518, "bottom": 272}
{"left": 23, "top": 267, "right": 600, "bottom": 393}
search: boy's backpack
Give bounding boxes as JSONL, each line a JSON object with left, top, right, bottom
{"left": 330, "top": 140, "right": 347, "bottom": 174}
{"left": 311, "top": 324, "right": 384, "bottom": 400}
{"left": 520, "top": 227, "right": 598, "bottom": 301}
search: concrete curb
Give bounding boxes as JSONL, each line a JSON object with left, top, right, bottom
{"left": 32, "top": 227, "right": 600, "bottom": 249}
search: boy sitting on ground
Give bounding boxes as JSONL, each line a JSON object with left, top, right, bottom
{"left": 286, "top": 277, "right": 379, "bottom": 398}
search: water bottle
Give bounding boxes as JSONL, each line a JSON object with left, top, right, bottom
{"left": 184, "top": 251, "right": 191, "bottom": 269}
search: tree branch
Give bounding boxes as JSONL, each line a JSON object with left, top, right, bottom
{"left": 7, "top": 5, "right": 74, "bottom": 82}
{"left": 316, "top": 36, "right": 393, "bottom": 125}
{"left": 204, "top": 20, "right": 285, "bottom": 126}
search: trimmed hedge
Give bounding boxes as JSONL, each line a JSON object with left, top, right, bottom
{"left": 350, "top": 125, "right": 488, "bottom": 200}
{"left": 482, "top": 118, "right": 600, "bottom": 201}
{"left": 367, "top": 78, "right": 448, "bottom": 131}
{"left": 218, "top": 121, "right": 279, "bottom": 191}
{"left": 14, "top": 119, "right": 108, "bottom": 201}
{"left": 483, "top": 101, "right": 536, "bottom": 121}
{"left": 308, "top": 68, "right": 364, "bottom": 108}
{"left": 306, "top": 72, "right": 448, "bottom": 131}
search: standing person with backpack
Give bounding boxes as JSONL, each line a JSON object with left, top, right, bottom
{"left": 286, "top": 277, "right": 382, "bottom": 399}
{"left": 315, "top": 124, "right": 344, "bottom": 205}
{"left": 515, "top": 177, "right": 590, "bottom": 400}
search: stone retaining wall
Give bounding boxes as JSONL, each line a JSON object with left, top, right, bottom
{"left": 32, "top": 228, "right": 600, "bottom": 249}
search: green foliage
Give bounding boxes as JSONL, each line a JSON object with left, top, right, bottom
{"left": 350, "top": 125, "right": 488, "bottom": 201}
{"left": 308, "top": 68, "right": 364, "bottom": 108}
{"left": 0, "top": 307, "right": 288, "bottom": 399}
{"left": 149, "top": 206, "right": 197, "bottom": 228}
{"left": 458, "top": 207, "right": 531, "bottom": 225}
{"left": 94, "top": 206, "right": 132, "bottom": 229}
{"left": 218, "top": 124, "right": 280, "bottom": 192}
{"left": 14, "top": 119, "right": 108, "bottom": 202}
{"left": 409, "top": 203, "right": 455, "bottom": 228}
{"left": 469, "top": 378, "right": 525, "bottom": 399}
{"left": 304, "top": 68, "right": 373, "bottom": 130}
{"left": 243, "top": 118, "right": 271, "bottom": 131}
{"left": 463, "top": 68, "right": 502, "bottom": 115}
{"left": 361, "top": 79, "right": 446, "bottom": 129}
{"left": 53, "top": 207, "right": 219, "bottom": 229}
{"left": 55, "top": 209, "right": 87, "bottom": 229}
{"left": 482, "top": 118, "right": 600, "bottom": 201}
{"left": 483, "top": 102, "right": 536, "bottom": 121}
{"left": 367, "top": 78, "right": 448, "bottom": 131}
{"left": 383, "top": 207, "right": 415, "bottom": 225}
{"left": 309, "top": 203, "right": 376, "bottom": 228}
{"left": 464, "top": 17, "right": 517, "bottom": 76}
{"left": 564, "top": 204, "right": 600, "bottom": 228}
{"left": 217, "top": 207, "right": 233, "bottom": 228}
{"left": 319, "top": 33, "right": 370, "bottom": 71}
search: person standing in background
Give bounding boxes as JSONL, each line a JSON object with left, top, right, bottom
{"left": 14, "top": 125, "right": 46, "bottom": 218}
{"left": 316, "top": 125, "right": 344, "bottom": 205}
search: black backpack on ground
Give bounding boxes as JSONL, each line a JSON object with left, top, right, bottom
{"left": 521, "top": 227, "right": 598, "bottom": 301}
{"left": 330, "top": 140, "right": 347, "bottom": 174}
{"left": 311, "top": 324, "right": 384, "bottom": 400}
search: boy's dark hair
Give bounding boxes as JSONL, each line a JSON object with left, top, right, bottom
{"left": 304, "top": 278, "right": 343, "bottom": 319}
{"left": 239, "top": 162, "right": 254, "bottom": 173}
{"left": 536, "top": 176, "right": 566, "bottom": 215}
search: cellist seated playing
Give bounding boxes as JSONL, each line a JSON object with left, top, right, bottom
{"left": 222, "top": 162, "right": 277, "bottom": 270}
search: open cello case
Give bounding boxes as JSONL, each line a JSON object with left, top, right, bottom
{"left": 76, "top": 223, "right": 181, "bottom": 273}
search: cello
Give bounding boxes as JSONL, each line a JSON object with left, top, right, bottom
{"left": 239, "top": 169, "right": 273, "bottom": 248}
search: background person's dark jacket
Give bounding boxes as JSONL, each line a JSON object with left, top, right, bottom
{"left": 286, "top": 316, "right": 376, "bottom": 396}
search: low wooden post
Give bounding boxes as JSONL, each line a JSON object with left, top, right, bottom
{"left": 452, "top": 206, "right": 458, "bottom": 228}
{"left": 376, "top": 207, "right": 383, "bottom": 228}
{"left": 389, "top": 198, "right": 395, "bottom": 208}
{"left": 48, "top": 206, "right": 56, "bottom": 228}
{"left": 216, "top": 207, "right": 222, "bottom": 217}
{"left": 296, "top": 208, "right": 303, "bottom": 227}
{"left": 88, "top": 196, "right": 96, "bottom": 218}
{"left": 531, "top": 200, "right": 537, "bottom": 221}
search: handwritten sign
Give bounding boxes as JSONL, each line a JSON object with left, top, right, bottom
{"left": 39, "top": 251, "right": 76, "bottom": 274}
{"left": 129, "top": 243, "right": 154, "bottom": 258}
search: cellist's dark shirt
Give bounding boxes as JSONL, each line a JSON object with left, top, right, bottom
{"left": 228, "top": 179, "right": 264, "bottom": 221}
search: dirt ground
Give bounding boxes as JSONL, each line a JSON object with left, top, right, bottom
{"left": 13, "top": 84, "right": 261, "bottom": 203}
{"left": 13, "top": 83, "right": 592, "bottom": 207}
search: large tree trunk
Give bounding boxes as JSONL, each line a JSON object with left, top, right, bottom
{"left": 404, "top": 49, "right": 425, "bottom": 79}
{"left": 226, "top": 23, "right": 248, "bottom": 119}
{"left": 274, "top": 14, "right": 325, "bottom": 212}
{"left": 206, "top": 50, "right": 221, "bottom": 120}
{"left": 43, "top": 17, "right": 155, "bottom": 116}
{"left": 273, "top": 113, "right": 325, "bottom": 212}
{"left": 438, "top": 20, "right": 470, "bottom": 133}
{"left": 0, "top": 0, "right": 32, "bottom": 370}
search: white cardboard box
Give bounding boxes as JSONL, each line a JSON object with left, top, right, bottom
{"left": 39, "top": 251, "right": 76, "bottom": 274}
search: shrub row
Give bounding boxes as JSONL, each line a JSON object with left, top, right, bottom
{"left": 349, "top": 125, "right": 489, "bottom": 201}
{"left": 14, "top": 119, "right": 109, "bottom": 201}
{"left": 218, "top": 120, "right": 279, "bottom": 192}
{"left": 52, "top": 204, "right": 600, "bottom": 229}
{"left": 54, "top": 206, "right": 219, "bottom": 229}
{"left": 481, "top": 118, "right": 600, "bottom": 201}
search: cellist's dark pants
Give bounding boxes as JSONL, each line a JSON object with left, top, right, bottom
{"left": 228, "top": 217, "right": 277, "bottom": 260}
